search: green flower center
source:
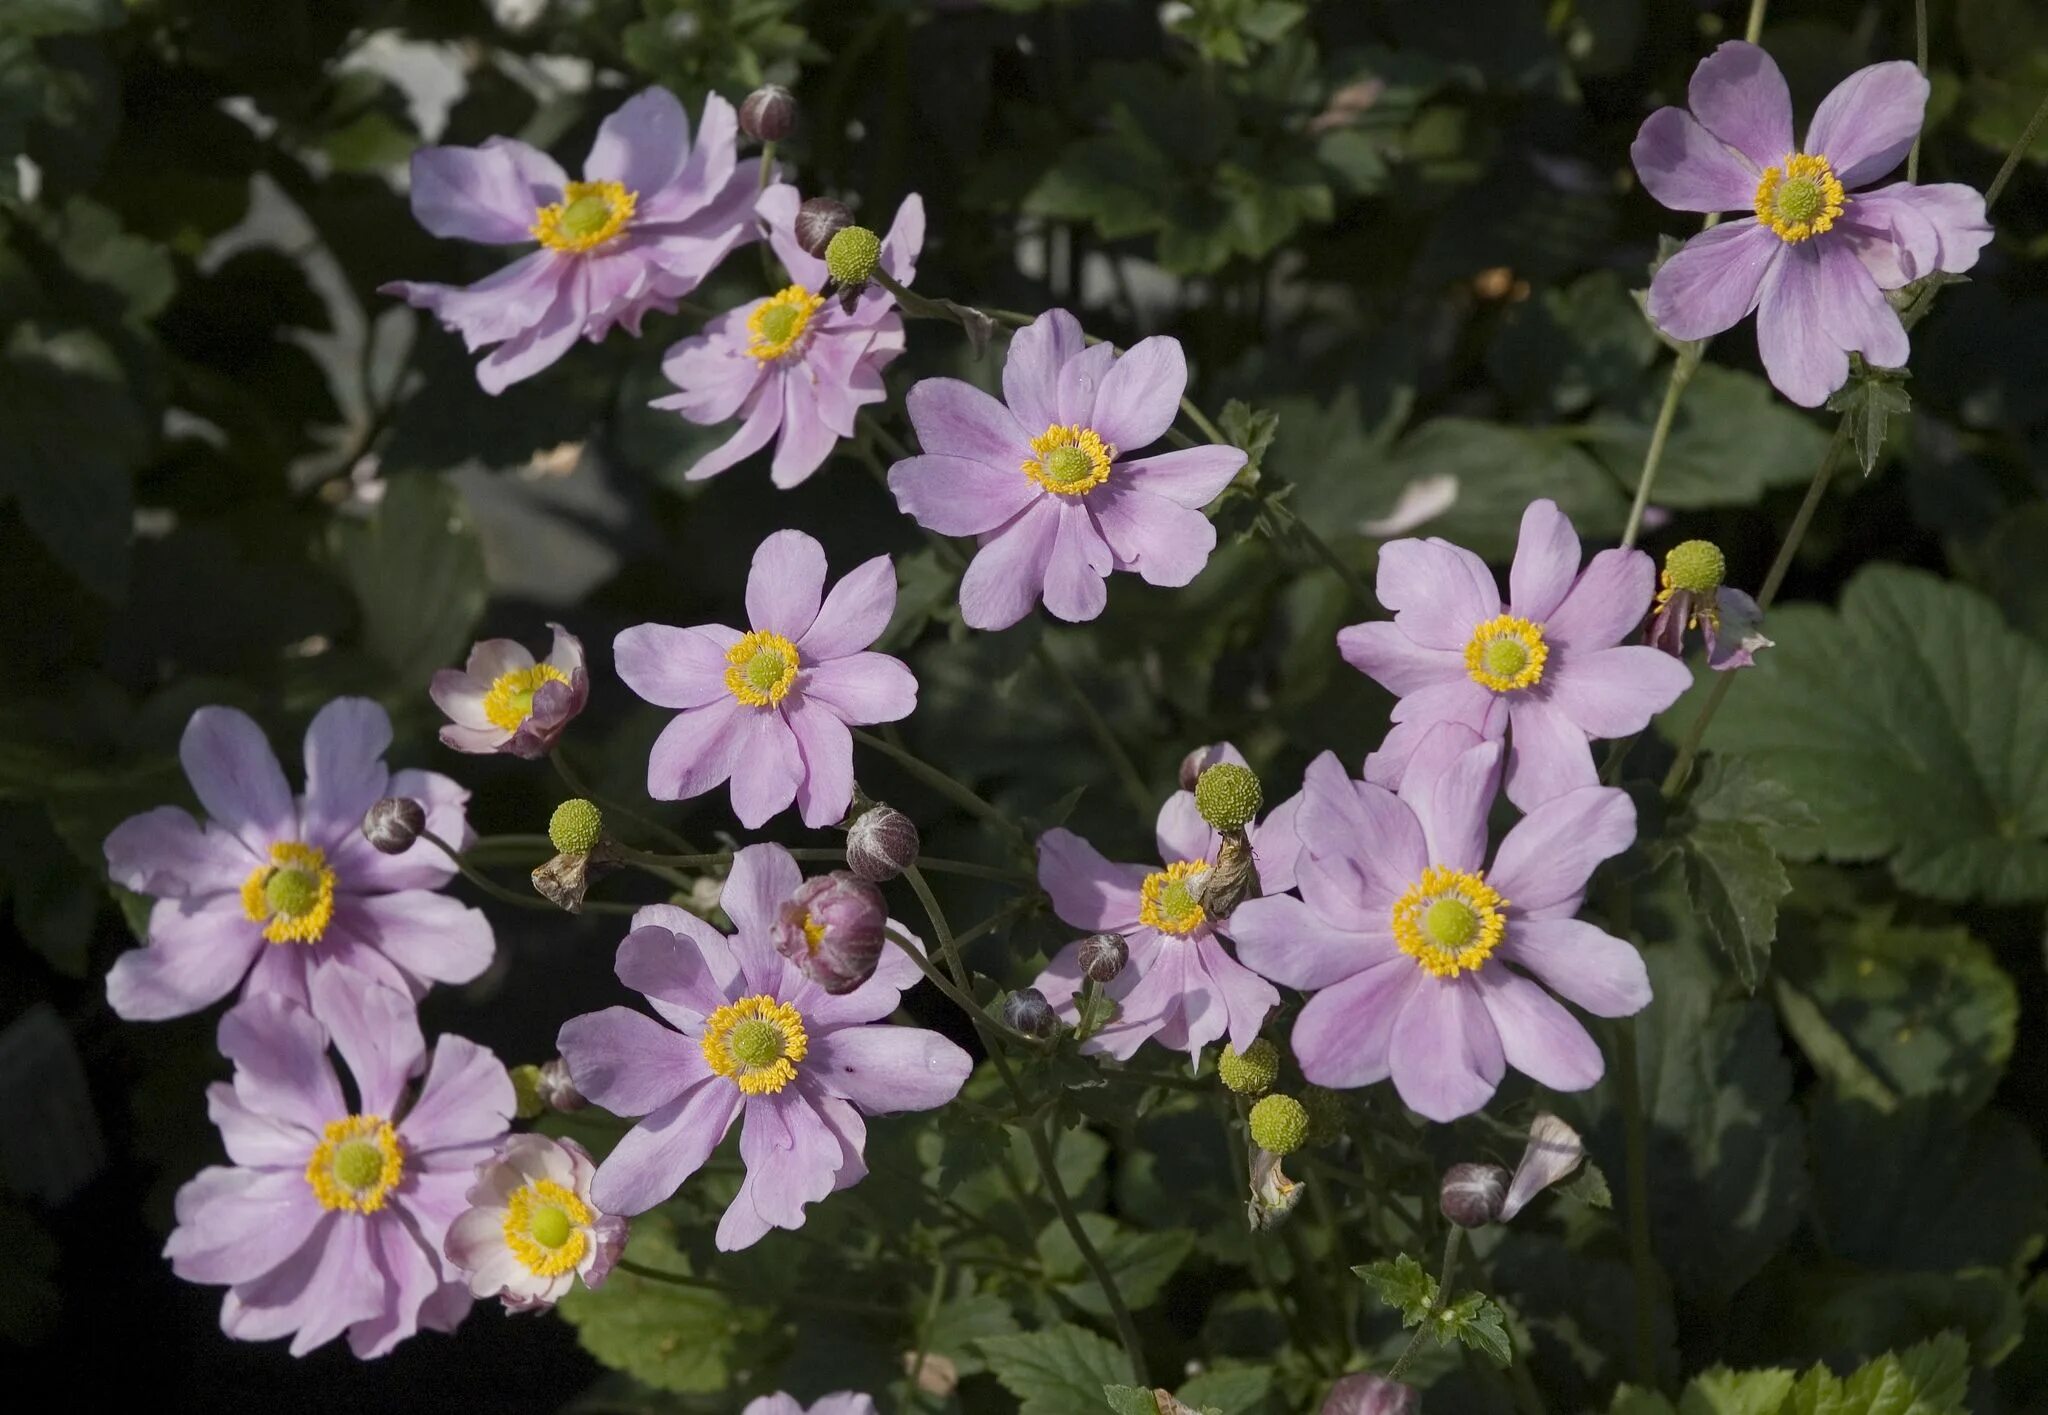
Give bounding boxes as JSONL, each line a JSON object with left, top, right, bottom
{"left": 1481, "top": 638, "right": 1529, "bottom": 681}
{"left": 1043, "top": 445, "right": 1096, "bottom": 487}
{"left": 1424, "top": 898, "right": 1480, "bottom": 950}
{"left": 529, "top": 1204, "right": 573, "bottom": 1250}
{"left": 745, "top": 648, "right": 790, "bottom": 694}
{"left": 756, "top": 303, "right": 802, "bottom": 347}
{"left": 560, "top": 193, "right": 615, "bottom": 239}
{"left": 1159, "top": 877, "right": 1201, "bottom": 922}
{"left": 1772, "top": 178, "right": 1823, "bottom": 225}
{"left": 729, "top": 1018, "right": 784, "bottom": 1069}
{"left": 264, "top": 867, "right": 322, "bottom": 920}
{"left": 332, "top": 1139, "right": 385, "bottom": 1192}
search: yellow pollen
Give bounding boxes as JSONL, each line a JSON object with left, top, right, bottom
{"left": 503, "top": 1178, "right": 592, "bottom": 1277}
{"left": 1021, "top": 424, "right": 1116, "bottom": 494}
{"left": 701, "top": 994, "right": 809, "bottom": 1095}
{"left": 747, "top": 285, "right": 828, "bottom": 362}
{"left": 531, "top": 179, "right": 637, "bottom": 253}
{"left": 306, "top": 1114, "right": 405, "bottom": 1213}
{"left": 1653, "top": 569, "right": 1721, "bottom": 633}
{"left": 1753, "top": 154, "right": 1846, "bottom": 243}
{"left": 239, "top": 841, "right": 338, "bottom": 945}
{"left": 1390, "top": 866, "right": 1509, "bottom": 978}
{"left": 1139, "top": 859, "right": 1210, "bottom": 937}
{"left": 1465, "top": 614, "right": 1549, "bottom": 693}
{"left": 800, "top": 912, "right": 826, "bottom": 956}
{"left": 483, "top": 663, "right": 573, "bottom": 732}
{"left": 724, "top": 630, "right": 801, "bottom": 707}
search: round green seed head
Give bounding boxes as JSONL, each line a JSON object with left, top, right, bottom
{"left": 529, "top": 1203, "right": 574, "bottom": 1249}
{"left": 1218, "top": 1038, "right": 1279, "bottom": 1096}
{"left": 549, "top": 798, "right": 603, "bottom": 855}
{"left": 332, "top": 1139, "right": 384, "bottom": 1191}
{"left": 1249, "top": 1093, "right": 1310, "bottom": 1156}
{"left": 264, "top": 867, "right": 320, "bottom": 919}
{"left": 825, "top": 225, "right": 883, "bottom": 286}
{"left": 1195, "top": 763, "right": 1262, "bottom": 831}
{"left": 1664, "top": 539, "right": 1726, "bottom": 594}
{"left": 509, "top": 1063, "right": 547, "bottom": 1120}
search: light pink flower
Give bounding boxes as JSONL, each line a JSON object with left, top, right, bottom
{"left": 444, "top": 1134, "right": 626, "bottom": 1312}
{"left": 430, "top": 623, "right": 589, "bottom": 758}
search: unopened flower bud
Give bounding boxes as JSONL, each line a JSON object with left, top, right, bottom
{"left": 1195, "top": 762, "right": 1262, "bottom": 831}
{"left": 738, "top": 84, "right": 796, "bottom": 142}
{"left": 1440, "top": 1161, "right": 1510, "bottom": 1228}
{"left": 846, "top": 803, "right": 919, "bottom": 882}
{"left": 1499, "top": 1111, "right": 1584, "bottom": 1222}
{"left": 362, "top": 796, "right": 425, "bottom": 854}
{"left": 537, "top": 1056, "right": 586, "bottom": 1113}
{"left": 1321, "top": 1372, "right": 1419, "bottom": 1415}
{"left": 774, "top": 872, "right": 888, "bottom": 994}
{"left": 509, "top": 1064, "right": 546, "bottom": 1120}
{"left": 1664, "top": 538, "right": 1726, "bottom": 594}
{"left": 1079, "top": 931, "right": 1128, "bottom": 983}
{"left": 1002, "top": 987, "right": 1059, "bottom": 1038}
{"left": 1250, "top": 1093, "right": 1309, "bottom": 1155}
{"left": 796, "top": 197, "right": 853, "bottom": 258}
{"left": 825, "top": 225, "right": 883, "bottom": 287}
{"left": 549, "top": 798, "right": 603, "bottom": 855}
{"left": 1218, "top": 1038, "right": 1279, "bottom": 1096}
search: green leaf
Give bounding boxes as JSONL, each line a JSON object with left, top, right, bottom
{"left": 980, "top": 1323, "right": 1135, "bottom": 1415}
{"left": 554, "top": 1223, "right": 760, "bottom": 1394}
{"left": 1827, "top": 373, "right": 1912, "bottom": 475}
{"left": 1354, "top": 1253, "right": 1436, "bottom": 1323}
{"left": 1037, "top": 1214, "right": 1194, "bottom": 1317}
{"left": 1680, "top": 820, "right": 1789, "bottom": 990}
{"left": 1445, "top": 1290, "right": 1513, "bottom": 1366}
{"left": 1175, "top": 1364, "right": 1273, "bottom": 1412}
{"left": 1377, "top": 418, "right": 1626, "bottom": 557}
{"left": 923, "top": 1291, "right": 1020, "bottom": 1378}
{"left": 1688, "top": 759, "right": 1824, "bottom": 858}
{"left": 1104, "top": 1386, "right": 1161, "bottom": 1415}
{"left": 1219, "top": 399, "right": 1280, "bottom": 482}
{"left": 330, "top": 474, "right": 488, "bottom": 687}
{"left": 1668, "top": 565, "right": 2048, "bottom": 902}
{"left": 1586, "top": 366, "right": 1830, "bottom": 510}
{"left": 1677, "top": 1367, "right": 1795, "bottom": 1415}
{"left": 0, "top": 0, "right": 120, "bottom": 38}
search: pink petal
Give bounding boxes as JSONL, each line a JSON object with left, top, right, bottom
{"left": 646, "top": 699, "right": 745, "bottom": 802}
{"left": 1089, "top": 335, "right": 1186, "bottom": 451}
{"left": 1292, "top": 957, "right": 1421, "bottom": 1090}
{"left": 299, "top": 698, "right": 392, "bottom": 854}
{"left": 592, "top": 1083, "right": 742, "bottom": 1216}
{"left": 720, "top": 843, "right": 803, "bottom": 942}
{"left": 905, "top": 377, "right": 1031, "bottom": 467}
{"left": 1375, "top": 537, "right": 1501, "bottom": 650}
{"left": 798, "top": 554, "right": 896, "bottom": 660}
{"left": 1805, "top": 60, "right": 1927, "bottom": 188}
{"left": 305, "top": 965, "right": 423, "bottom": 1117}
{"left": 1840, "top": 182, "right": 1992, "bottom": 289}
{"left": 1405, "top": 737, "right": 1501, "bottom": 874}
{"left": 890, "top": 453, "right": 1042, "bottom": 536}
{"left": 1113, "top": 445, "right": 1246, "bottom": 508}
{"left": 105, "top": 807, "right": 255, "bottom": 898}
{"left": 1294, "top": 752, "right": 1427, "bottom": 909}
{"left": 1154, "top": 791, "right": 1214, "bottom": 867}
{"left": 727, "top": 709, "right": 805, "bottom": 828}
{"left": 1687, "top": 41, "right": 1793, "bottom": 170}
{"left": 1502, "top": 697, "right": 1598, "bottom": 811}
{"left": 1543, "top": 546, "right": 1656, "bottom": 651}
{"left": 407, "top": 143, "right": 538, "bottom": 244}
{"left": 1336, "top": 620, "right": 1465, "bottom": 696}
{"left": 1002, "top": 309, "right": 1087, "bottom": 432}
{"left": 1056, "top": 343, "right": 1117, "bottom": 429}
{"left": 337, "top": 891, "right": 494, "bottom": 991}
{"left": 1388, "top": 976, "right": 1504, "bottom": 1121}
{"left": 1036, "top": 828, "right": 1147, "bottom": 932}
{"left": 216, "top": 993, "right": 347, "bottom": 1134}
{"left": 1646, "top": 220, "right": 1781, "bottom": 342}
{"left": 106, "top": 895, "right": 265, "bottom": 1022}
{"left": 769, "top": 372, "right": 843, "bottom": 489}
{"left": 1756, "top": 241, "right": 1846, "bottom": 408}
{"left": 1041, "top": 501, "right": 1113, "bottom": 622}
{"left": 1548, "top": 645, "right": 1694, "bottom": 737}
{"left": 557, "top": 1005, "right": 713, "bottom": 1116}
{"left": 1816, "top": 235, "right": 1909, "bottom": 371}
{"left": 399, "top": 1034, "right": 512, "bottom": 1156}
{"left": 1229, "top": 893, "right": 1397, "bottom": 992}
{"left": 1508, "top": 498, "right": 1581, "bottom": 622}
{"left": 681, "top": 378, "right": 785, "bottom": 480}
{"left": 475, "top": 260, "right": 582, "bottom": 394}
{"left": 1475, "top": 967, "right": 1605, "bottom": 1092}
{"left": 1630, "top": 107, "right": 1761, "bottom": 214}
{"left": 746, "top": 529, "right": 827, "bottom": 639}
{"left": 181, "top": 706, "right": 294, "bottom": 856}
{"left": 806, "top": 1024, "right": 971, "bottom": 1113}
{"left": 799, "top": 652, "right": 918, "bottom": 726}
{"left": 959, "top": 497, "right": 1060, "bottom": 631}
{"left": 1488, "top": 785, "right": 1637, "bottom": 917}
{"left": 1087, "top": 481, "right": 1217, "bottom": 588}
{"left": 166, "top": 1166, "right": 323, "bottom": 1286}
{"left": 1501, "top": 918, "right": 1651, "bottom": 1017}
{"left": 616, "top": 920, "right": 733, "bottom": 1029}
{"left": 615, "top": 623, "right": 741, "bottom": 710}
{"left": 583, "top": 88, "right": 688, "bottom": 196}
{"left": 787, "top": 697, "right": 855, "bottom": 829}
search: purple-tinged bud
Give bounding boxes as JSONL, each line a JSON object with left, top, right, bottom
{"left": 1499, "top": 1111, "right": 1585, "bottom": 1222}
{"left": 1179, "top": 743, "right": 1229, "bottom": 793}
{"left": 1320, "top": 1372, "right": 1419, "bottom": 1415}
{"left": 1439, "top": 1161, "right": 1510, "bottom": 1229}
{"left": 537, "top": 1056, "right": 586, "bottom": 1113}
{"left": 739, "top": 84, "right": 797, "bottom": 142}
{"left": 773, "top": 872, "right": 888, "bottom": 994}
{"left": 1002, "top": 987, "right": 1059, "bottom": 1038}
{"left": 362, "top": 797, "right": 425, "bottom": 854}
{"left": 1079, "top": 932, "right": 1128, "bottom": 983}
{"left": 846, "top": 803, "right": 919, "bottom": 882}
{"left": 796, "top": 198, "right": 854, "bottom": 258}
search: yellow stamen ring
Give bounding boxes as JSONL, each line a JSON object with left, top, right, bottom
{"left": 306, "top": 1114, "right": 405, "bottom": 1213}
{"left": 1753, "top": 153, "right": 1846, "bottom": 244}
{"left": 532, "top": 179, "right": 637, "bottom": 253}
{"left": 1021, "top": 424, "right": 1116, "bottom": 495}
{"left": 483, "top": 663, "right": 573, "bottom": 732}
{"left": 747, "top": 285, "right": 828, "bottom": 362}
{"left": 701, "top": 994, "right": 809, "bottom": 1095}
{"left": 724, "top": 630, "right": 801, "bottom": 708}
{"left": 1389, "top": 866, "right": 1509, "bottom": 978}
{"left": 1139, "top": 859, "right": 1210, "bottom": 937}
{"left": 239, "top": 841, "right": 338, "bottom": 945}
{"left": 1464, "top": 614, "right": 1549, "bottom": 693}
{"left": 1654, "top": 570, "right": 1720, "bottom": 633}
{"left": 502, "top": 1178, "right": 592, "bottom": 1277}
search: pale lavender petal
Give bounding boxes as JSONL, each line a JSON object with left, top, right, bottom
{"left": 339, "top": 892, "right": 494, "bottom": 990}
{"left": 1503, "top": 919, "right": 1651, "bottom": 1016}
{"left": 1335, "top": 621, "right": 1465, "bottom": 696}
{"left": 584, "top": 88, "right": 688, "bottom": 196}
{"left": 1396, "top": 721, "right": 1492, "bottom": 809}
{"left": 657, "top": 316, "right": 761, "bottom": 424}
{"left": 800, "top": 918, "right": 926, "bottom": 1029}
{"left": 208, "top": 1083, "right": 313, "bottom": 1167}
{"left": 905, "top": 377, "right": 1030, "bottom": 468}
{"left": 181, "top": 706, "right": 294, "bottom": 855}
{"left": 788, "top": 697, "right": 855, "bottom": 830}
{"left": 1037, "top": 828, "right": 1148, "bottom": 932}
{"left": 1840, "top": 182, "right": 1993, "bottom": 289}
{"left": 1477, "top": 966, "right": 1604, "bottom": 1091}
{"left": 166, "top": 1166, "right": 323, "bottom": 1285}
{"left": 107, "top": 895, "right": 264, "bottom": 1022}
{"left": 105, "top": 807, "right": 254, "bottom": 898}
{"left": 1630, "top": 107, "right": 1762, "bottom": 214}
{"left": 1375, "top": 538, "right": 1500, "bottom": 650}
{"left": 1155, "top": 791, "right": 1214, "bottom": 867}
{"left": 1387, "top": 977, "right": 1504, "bottom": 1122}
{"left": 746, "top": 529, "right": 827, "bottom": 640}
{"left": 1816, "top": 235, "right": 1909, "bottom": 371}
{"left": 217, "top": 993, "right": 346, "bottom": 1133}
{"left": 878, "top": 191, "right": 925, "bottom": 287}
{"left": 1543, "top": 546, "right": 1657, "bottom": 651}
{"left": 1805, "top": 60, "right": 1927, "bottom": 188}
{"left": 616, "top": 622, "right": 740, "bottom": 710}
{"left": 890, "top": 453, "right": 1042, "bottom": 536}
{"left": 1406, "top": 738, "right": 1501, "bottom": 874}
{"left": 346, "top": 1215, "right": 447, "bottom": 1359}
{"left": 1549, "top": 646, "right": 1693, "bottom": 737}
{"left": 1646, "top": 220, "right": 1781, "bottom": 342}
{"left": 616, "top": 922, "right": 731, "bottom": 1029}
{"left": 769, "top": 374, "right": 843, "bottom": 489}
{"left": 1756, "top": 240, "right": 1845, "bottom": 408}
{"left": 959, "top": 498, "right": 1061, "bottom": 631}
{"left": 1687, "top": 41, "right": 1793, "bottom": 170}
{"left": 592, "top": 1083, "right": 742, "bottom": 1216}
{"left": 1230, "top": 894, "right": 1396, "bottom": 991}
{"left": 800, "top": 652, "right": 917, "bottom": 726}
{"left": 806, "top": 1025, "right": 971, "bottom": 1113}
{"left": 728, "top": 710, "right": 805, "bottom": 828}
{"left": 1113, "top": 445, "right": 1245, "bottom": 507}
{"left": 1503, "top": 697, "right": 1597, "bottom": 810}
{"left": 1706, "top": 587, "right": 1772, "bottom": 671}
{"left": 407, "top": 143, "right": 538, "bottom": 244}
{"left": 729, "top": 1089, "right": 841, "bottom": 1235}
{"left": 327, "top": 768, "right": 468, "bottom": 895}
{"left": 1292, "top": 957, "right": 1422, "bottom": 1090}
{"left": 1498, "top": 1112, "right": 1586, "bottom": 1222}
{"left": 1003, "top": 309, "right": 1088, "bottom": 432}
{"left": 1295, "top": 753, "right": 1428, "bottom": 907}
{"left": 1249, "top": 786, "right": 1304, "bottom": 895}
{"left": 1366, "top": 702, "right": 1507, "bottom": 792}
{"left": 484, "top": 135, "right": 567, "bottom": 202}
{"left": 298, "top": 698, "right": 392, "bottom": 853}
{"left": 721, "top": 842, "right": 804, "bottom": 943}
{"left": 476, "top": 262, "right": 581, "bottom": 394}
{"left": 1506, "top": 498, "right": 1582, "bottom": 622}
{"left": 1089, "top": 336, "right": 1185, "bottom": 451}
{"left": 646, "top": 698, "right": 745, "bottom": 802}
{"left": 230, "top": 1213, "right": 385, "bottom": 1356}
{"left": 644, "top": 94, "right": 733, "bottom": 222}
{"left": 1190, "top": 935, "right": 1281, "bottom": 1054}
{"left": 798, "top": 555, "right": 896, "bottom": 660}
{"left": 558, "top": 1006, "right": 713, "bottom": 1116}
{"left": 1490, "top": 786, "right": 1636, "bottom": 917}
{"left": 682, "top": 380, "right": 785, "bottom": 480}
{"left": 758, "top": 185, "right": 828, "bottom": 291}
{"left": 306, "top": 966, "right": 422, "bottom": 1117}
{"left": 380, "top": 250, "right": 564, "bottom": 355}
{"left": 1055, "top": 342, "right": 1117, "bottom": 429}
{"left": 1041, "top": 500, "right": 1113, "bottom": 622}
{"left": 1087, "top": 481, "right": 1218, "bottom": 588}
{"left": 394, "top": 1034, "right": 510, "bottom": 1155}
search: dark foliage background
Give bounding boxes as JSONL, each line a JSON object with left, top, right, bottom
{"left": 5, "top": 0, "right": 2048, "bottom": 1411}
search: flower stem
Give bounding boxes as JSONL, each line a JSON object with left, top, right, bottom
{"left": 853, "top": 728, "right": 1024, "bottom": 842}
{"left": 1615, "top": 1020, "right": 1660, "bottom": 1387}
{"left": 1660, "top": 414, "right": 1850, "bottom": 797}
{"left": 1387, "top": 1227, "right": 1464, "bottom": 1382}
{"left": 1266, "top": 495, "right": 1374, "bottom": 610}
{"left": 1743, "top": 0, "right": 1768, "bottom": 44}
{"left": 1031, "top": 639, "right": 1153, "bottom": 818}
{"left": 1620, "top": 347, "right": 1701, "bottom": 549}
{"left": 550, "top": 749, "right": 700, "bottom": 855}
{"left": 417, "top": 829, "right": 638, "bottom": 915}
{"left": 1986, "top": 90, "right": 2048, "bottom": 214}
{"left": 614, "top": 1258, "right": 898, "bottom": 1316}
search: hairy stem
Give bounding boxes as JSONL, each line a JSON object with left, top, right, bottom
{"left": 854, "top": 729, "right": 1023, "bottom": 842}
{"left": 1616, "top": 1021, "right": 1660, "bottom": 1386}
{"left": 1986, "top": 90, "right": 2048, "bottom": 214}
{"left": 418, "top": 829, "right": 637, "bottom": 915}
{"left": 1387, "top": 1227, "right": 1464, "bottom": 1382}
{"left": 1620, "top": 347, "right": 1701, "bottom": 549}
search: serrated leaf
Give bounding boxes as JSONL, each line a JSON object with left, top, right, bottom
{"left": 1689, "top": 759, "right": 1824, "bottom": 857}
{"left": 1037, "top": 1213, "right": 1193, "bottom": 1317}
{"left": 330, "top": 474, "right": 488, "bottom": 687}
{"left": 1446, "top": 1291, "right": 1513, "bottom": 1366}
{"left": 1669, "top": 565, "right": 2048, "bottom": 902}
{"left": 1678, "top": 1367, "right": 1796, "bottom": 1415}
{"left": 1682, "top": 819, "right": 1789, "bottom": 990}
{"left": 1104, "top": 1386, "right": 1160, "bottom": 1415}
{"left": 1559, "top": 1160, "right": 1613, "bottom": 1209}
{"left": 924, "top": 1291, "right": 1020, "bottom": 1377}
{"left": 1827, "top": 376, "right": 1912, "bottom": 475}
{"left": 554, "top": 1223, "right": 759, "bottom": 1394}
{"left": 980, "top": 1323, "right": 1135, "bottom": 1415}
{"left": 1175, "top": 1364, "right": 1273, "bottom": 1412}
{"left": 1219, "top": 399, "right": 1279, "bottom": 481}
{"left": 1354, "top": 1253, "right": 1436, "bottom": 1323}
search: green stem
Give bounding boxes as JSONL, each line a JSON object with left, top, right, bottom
{"left": 1179, "top": 395, "right": 1228, "bottom": 445}
{"left": 1743, "top": 0, "right": 1768, "bottom": 44}
{"left": 1031, "top": 639, "right": 1153, "bottom": 817}
{"left": 1907, "top": 0, "right": 1928, "bottom": 183}
{"left": 418, "top": 829, "right": 638, "bottom": 915}
{"left": 902, "top": 1262, "right": 948, "bottom": 1409}
{"left": 1620, "top": 348, "right": 1701, "bottom": 549}
{"left": 1615, "top": 1020, "right": 1659, "bottom": 1387}
{"left": 885, "top": 927, "right": 1004, "bottom": 1031}
{"left": 853, "top": 729, "right": 1023, "bottom": 841}
{"left": 1986, "top": 89, "right": 2048, "bottom": 214}
{"left": 614, "top": 1259, "right": 896, "bottom": 1316}
{"left": 1269, "top": 497, "right": 1374, "bottom": 610}
{"left": 1387, "top": 1227, "right": 1464, "bottom": 1382}
{"left": 550, "top": 749, "right": 699, "bottom": 855}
